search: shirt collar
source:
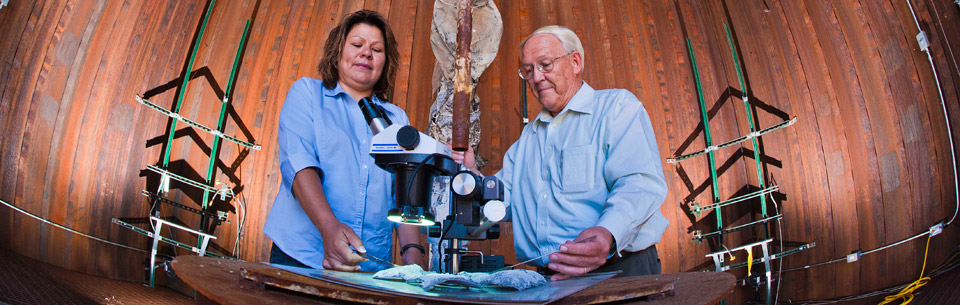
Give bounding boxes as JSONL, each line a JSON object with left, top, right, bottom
{"left": 533, "top": 81, "right": 595, "bottom": 130}
{"left": 323, "top": 81, "right": 347, "bottom": 97}
{"left": 324, "top": 81, "right": 387, "bottom": 105}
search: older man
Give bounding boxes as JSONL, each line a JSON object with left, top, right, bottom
{"left": 454, "top": 25, "right": 668, "bottom": 280}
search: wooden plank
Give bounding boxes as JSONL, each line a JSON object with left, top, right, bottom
{"left": 776, "top": 0, "right": 861, "bottom": 299}
{"left": 635, "top": 0, "right": 687, "bottom": 276}
{"left": 387, "top": 0, "right": 418, "bottom": 109}
{"left": 654, "top": 0, "right": 714, "bottom": 276}
{"left": 401, "top": 0, "right": 435, "bottom": 129}
{"left": 862, "top": 0, "right": 941, "bottom": 286}
{"left": 19, "top": 0, "right": 80, "bottom": 266}
{"left": 8, "top": 0, "right": 69, "bottom": 261}
{"left": 0, "top": 0, "right": 36, "bottom": 253}
{"left": 832, "top": 0, "right": 916, "bottom": 292}
{"left": 481, "top": 0, "right": 522, "bottom": 262}
{"left": 897, "top": 0, "right": 960, "bottom": 268}
{"left": 724, "top": 0, "right": 839, "bottom": 300}
{"left": 802, "top": 0, "right": 886, "bottom": 296}
{"left": 26, "top": 0, "right": 100, "bottom": 274}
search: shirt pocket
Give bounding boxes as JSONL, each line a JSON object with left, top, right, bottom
{"left": 560, "top": 144, "right": 597, "bottom": 193}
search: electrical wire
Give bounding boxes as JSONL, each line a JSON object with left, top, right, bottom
{"left": 769, "top": 192, "right": 784, "bottom": 305}
{"left": 405, "top": 153, "right": 450, "bottom": 208}
{"left": 797, "top": 254, "right": 959, "bottom": 305}
{"left": 0, "top": 199, "right": 147, "bottom": 253}
{"left": 769, "top": 0, "right": 960, "bottom": 279}
{"left": 925, "top": 0, "right": 960, "bottom": 89}
{"left": 907, "top": 0, "right": 959, "bottom": 226}
{"left": 232, "top": 192, "right": 246, "bottom": 257}
{"left": 877, "top": 234, "right": 933, "bottom": 305}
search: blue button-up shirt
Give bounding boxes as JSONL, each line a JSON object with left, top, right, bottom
{"left": 264, "top": 77, "right": 408, "bottom": 271}
{"left": 496, "top": 82, "right": 668, "bottom": 267}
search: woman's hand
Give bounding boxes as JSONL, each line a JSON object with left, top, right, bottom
{"left": 318, "top": 220, "right": 366, "bottom": 271}
{"left": 397, "top": 224, "right": 426, "bottom": 269}
{"left": 292, "top": 168, "right": 366, "bottom": 271}
{"left": 401, "top": 246, "right": 427, "bottom": 269}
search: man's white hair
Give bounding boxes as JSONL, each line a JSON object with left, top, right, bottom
{"left": 520, "top": 25, "right": 585, "bottom": 69}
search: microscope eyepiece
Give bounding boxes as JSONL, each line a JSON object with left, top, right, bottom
{"left": 358, "top": 96, "right": 392, "bottom": 134}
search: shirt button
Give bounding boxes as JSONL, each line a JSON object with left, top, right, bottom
{"left": 541, "top": 193, "right": 548, "bottom": 199}
{"left": 362, "top": 165, "right": 368, "bottom": 169}
{"left": 360, "top": 192, "right": 365, "bottom": 196}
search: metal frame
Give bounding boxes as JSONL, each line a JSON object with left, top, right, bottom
{"left": 113, "top": 217, "right": 224, "bottom": 287}
{"left": 112, "top": 0, "right": 257, "bottom": 287}
{"left": 674, "top": 23, "right": 813, "bottom": 305}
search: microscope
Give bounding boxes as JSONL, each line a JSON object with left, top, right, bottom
{"left": 359, "top": 97, "right": 507, "bottom": 273}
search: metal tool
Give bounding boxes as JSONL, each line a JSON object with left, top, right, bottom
{"left": 354, "top": 249, "right": 399, "bottom": 268}
{"left": 495, "top": 235, "right": 598, "bottom": 272}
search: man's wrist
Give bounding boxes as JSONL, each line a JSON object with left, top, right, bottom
{"left": 608, "top": 239, "right": 618, "bottom": 256}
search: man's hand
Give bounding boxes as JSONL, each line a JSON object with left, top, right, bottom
{"left": 447, "top": 143, "right": 479, "bottom": 174}
{"left": 547, "top": 226, "right": 615, "bottom": 281}
{"left": 318, "top": 220, "right": 366, "bottom": 271}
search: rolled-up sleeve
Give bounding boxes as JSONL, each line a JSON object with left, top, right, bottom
{"left": 597, "top": 92, "right": 668, "bottom": 253}
{"left": 278, "top": 79, "right": 323, "bottom": 189}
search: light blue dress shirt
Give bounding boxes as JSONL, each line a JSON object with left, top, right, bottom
{"left": 496, "top": 82, "right": 668, "bottom": 267}
{"left": 264, "top": 77, "right": 409, "bottom": 272}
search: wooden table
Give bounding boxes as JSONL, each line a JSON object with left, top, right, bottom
{"left": 172, "top": 255, "right": 734, "bottom": 305}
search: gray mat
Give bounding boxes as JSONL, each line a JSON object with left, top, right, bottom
{"left": 271, "top": 264, "right": 619, "bottom": 304}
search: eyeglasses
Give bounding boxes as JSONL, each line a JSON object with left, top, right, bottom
{"left": 517, "top": 51, "right": 574, "bottom": 80}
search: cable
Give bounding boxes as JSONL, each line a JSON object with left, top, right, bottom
{"left": 925, "top": 0, "right": 960, "bottom": 87}
{"left": 0, "top": 199, "right": 147, "bottom": 253}
{"left": 232, "top": 192, "right": 246, "bottom": 257}
{"left": 797, "top": 252, "right": 960, "bottom": 304}
{"left": 769, "top": 192, "right": 784, "bottom": 305}
{"left": 405, "top": 153, "right": 450, "bottom": 207}
{"left": 906, "top": 0, "right": 959, "bottom": 226}
{"left": 772, "top": 0, "right": 960, "bottom": 278}
{"left": 877, "top": 234, "right": 933, "bottom": 305}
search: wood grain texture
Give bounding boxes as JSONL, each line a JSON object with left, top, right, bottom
{"left": 1, "top": 0, "right": 959, "bottom": 303}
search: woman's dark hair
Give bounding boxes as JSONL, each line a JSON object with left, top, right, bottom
{"left": 318, "top": 10, "right": 399, "bottom": 102}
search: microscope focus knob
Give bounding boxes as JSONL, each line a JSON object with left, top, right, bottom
{"left": 482, "top": 200, "right": 507, "bottom": 222}
{"left": 451, "top": 171, "right": 479, "bottom": 196}
{"left": 396, "top": 125, "right": 420, "bottom": 150}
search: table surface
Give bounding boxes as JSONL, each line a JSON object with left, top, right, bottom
{"left": 171, "top": 255, "right": 735, "bottom": 305}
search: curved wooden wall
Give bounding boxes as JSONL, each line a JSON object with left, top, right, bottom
{"left": 1, "top": 0, "right": 959, "bottom": 302}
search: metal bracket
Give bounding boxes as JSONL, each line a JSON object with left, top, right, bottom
{"left": 147, "top": 216, "right": 216, "bottom": 287}
{"left": 916, "top": 31, "right": 930, "bottom": 51}
{"left": 668, "top": 117, "right": 796, "bottom": 163}
{"left": 146, "top": 165, "right": 232, "bottom": 197}
{"left": 136, "top": 95, "right": 261, "bottom": 150}
{"left": 141, "top": 190, "right": 229, "bottom": 223}
{"left": 112, "top": 217, "right": 233, "bottom": 287}
{"left": 692, "top": 214, "right": 783, "bottom": 241}
{"left": 689, "top": 185, "right": 780, "bottom": 216}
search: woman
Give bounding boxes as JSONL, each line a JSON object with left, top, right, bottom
{"left": 264, "top": 10, "right": 424, "bottom": 272}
